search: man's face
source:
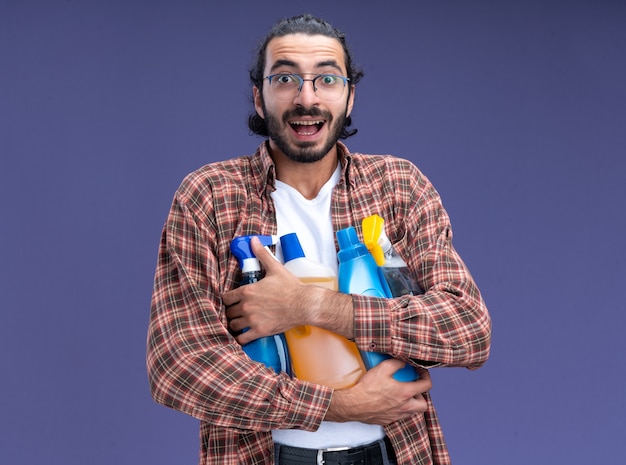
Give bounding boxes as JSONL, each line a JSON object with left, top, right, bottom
{"left": 253, "top": 33, "right": 355, "bottom": 163}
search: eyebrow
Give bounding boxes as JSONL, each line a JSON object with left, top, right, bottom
{"left": 269, "top": 59, "right": 344, "bottom": 74}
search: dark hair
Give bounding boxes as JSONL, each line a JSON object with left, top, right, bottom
{"left": 247, "top": 14, "right": 364, "bottom": 139}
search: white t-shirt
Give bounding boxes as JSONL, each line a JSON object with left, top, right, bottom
{"left": 270, "top": 163, "right": 385, "bottom": 448}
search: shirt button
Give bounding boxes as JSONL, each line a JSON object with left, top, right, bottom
{"left": 369, "top": 342, "right": 377, "bottom": 349}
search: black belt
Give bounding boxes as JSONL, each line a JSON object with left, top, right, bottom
{"left": 276, "top": 437, "right": 396, "bottom": 465}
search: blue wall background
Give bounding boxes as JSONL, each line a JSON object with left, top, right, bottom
{"left": 2, "top": 1, "right": 624, "bottom": 464}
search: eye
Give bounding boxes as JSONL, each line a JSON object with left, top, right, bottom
{"left": 320, "top": 75, "right": 339, "bottom": 86}
{"left": 275, "top": 74, "right": 296, "bottom": 84}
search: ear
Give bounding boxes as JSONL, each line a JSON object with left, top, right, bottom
{"left": 253, "top": 86, "right": 265, "bottom": 119}
{"left": 346, "top": 84, "right": 355, "bottom": 117}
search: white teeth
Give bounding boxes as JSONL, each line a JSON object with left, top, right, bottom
{"left": 291, "top": 120, "right": 323, "bottom": 125}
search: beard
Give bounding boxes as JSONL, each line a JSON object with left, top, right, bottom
{"left": 261, "top": 101, "right": 349, "bottom": 164}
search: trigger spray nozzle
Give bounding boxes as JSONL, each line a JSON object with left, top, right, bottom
{"left": 230, "top": 235, "right": 278, "bottom": 273}
{"left": 362, "top": 214, "right": 392, "bottom": 266}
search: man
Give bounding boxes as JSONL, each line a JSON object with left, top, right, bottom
{"left": 147, "top": 14, "right": 491, "bottom": 465}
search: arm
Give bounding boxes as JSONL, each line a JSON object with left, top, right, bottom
{"left": 326, "top": 360, "right": 433, "bottom": 425}
{"left": 225, "top": 238, "right": 356, "bottom": 343}
{"left": 223, "top": 239, "right": 434, "bottom": 425}
{"left": 351, "top": 181, "right": 492, "bottom": 369}
{"left": 146, "top": 190, "right": 332, "bottom": 432}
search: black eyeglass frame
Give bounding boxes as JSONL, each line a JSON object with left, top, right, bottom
{"left": 264, "top": 73, "right": 350, "bottom": 100}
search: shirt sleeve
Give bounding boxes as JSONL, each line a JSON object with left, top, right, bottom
{"left": 351, "top": 168, "right": 492, "bottom": 370}
{"left": 146, "top": 186, "right": 333, "bottom": 432}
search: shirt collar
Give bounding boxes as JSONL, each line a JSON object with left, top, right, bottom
{"left": 336, "top": 141, "right": 355, "bottom": 188}
{"left": 251, "top": 140, "right": 355, "bottom": 197}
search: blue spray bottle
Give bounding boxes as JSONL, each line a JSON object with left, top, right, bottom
{"left": 230, "top": 235, "right": 290, "bottom": 374}
{"left": 336, "top": 226, "right": 419, "bottom": 382}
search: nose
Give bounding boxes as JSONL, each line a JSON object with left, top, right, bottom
{"left": 294, "top": 79, "right": 320, "bottom": 106}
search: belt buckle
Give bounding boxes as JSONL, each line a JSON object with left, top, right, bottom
{"left": 316, "top": 446, "right": 350, "bottom": 465}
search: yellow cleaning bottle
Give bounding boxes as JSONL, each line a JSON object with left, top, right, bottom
{"left": 280, "top": 232, "right": 366, "bottom": 389}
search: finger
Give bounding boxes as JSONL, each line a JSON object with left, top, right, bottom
{"left": 221, "top": 287, "right": 241, "bottom": 307}
{"left": 416, "top": 367, "right": 431, "bottom": 382}
{"left": 406, "top": 370, "right": 432, "bottom": 398}
{"left": 227, "top": 314, "right": 247, "bottom": 333}
{"left": 224, "top": 299, "right": 245, "bottom": 319}
{"left": 373, "top": 358, "right": 408, "bottom": 377}
{"left": 224, "top": 303, "right": 236, "bottom": 319}
{"left": 412, "top": 394, "right": 429, "bottom": 413}
{"left": 236, "top": 328, "right": 258, "bottom": 346}
{"left": 414, "top": 368, "right": 432, "bottom": 390}
{"left": 249, "top": 236, "right": 280, "bottom": 272}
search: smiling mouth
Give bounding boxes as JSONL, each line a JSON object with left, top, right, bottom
{"left": 289, "top": 120, "right": 325, "bottom": 136}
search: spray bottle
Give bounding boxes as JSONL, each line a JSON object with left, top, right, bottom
{"left": 230, "top": 235, "right": 289, "bottom": 374}
{"left": 362, "top": 214, "right": 423, "bottom": 297}
{"left": 280, "top": 233, "right": 366, "bottom": 389}
{"left": 336, "top": 226, "right": 419, "bottom": 382}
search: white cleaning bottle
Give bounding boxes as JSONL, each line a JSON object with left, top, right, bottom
{"left": 280, "top": 232, "right": 366, "bottom": 389}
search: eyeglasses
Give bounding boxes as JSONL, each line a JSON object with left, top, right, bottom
{"left": 264, "top": 73, "right": 350, "bottom": 102}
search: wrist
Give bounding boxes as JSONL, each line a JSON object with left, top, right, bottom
{"left": 325, "top": 388, "right": 351, "bottom": 422}
{"left": 307, "top": 287, "right": 354, "bottom": 339}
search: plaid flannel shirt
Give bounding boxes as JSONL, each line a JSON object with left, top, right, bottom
{"left": 147, "top": 141, "right": 491, "bottom": 464}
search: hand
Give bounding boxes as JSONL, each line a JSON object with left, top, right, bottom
{"left": 223, "top": 237, "right": 311, "bottom": 345}
{"left": 326, "top": 360, "right": 432, "bottom": 426}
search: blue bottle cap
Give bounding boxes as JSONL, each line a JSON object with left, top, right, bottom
{"left": 280, "top": 233, "right": 305, "bottom": 263}
{"left": 336, "top": 226, "right": 358, "bottom": 249}
{"left": 336, "top": 226, "right": 369, "bottom": 262}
